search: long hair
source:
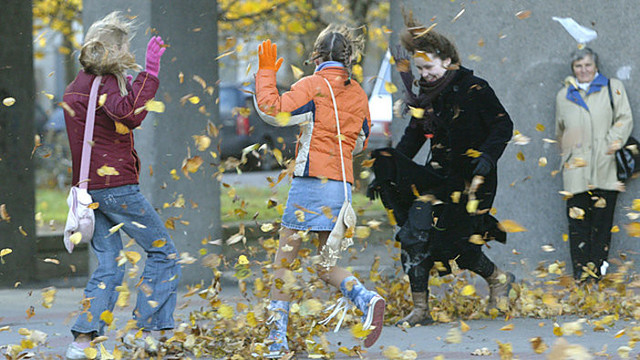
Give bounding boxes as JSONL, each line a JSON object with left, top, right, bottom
{"left": 79, "top": 11, "right": 141, "bottom": 95}
{"left": 307, "top": 24, "right": 365, "bottom": 85}
{"left": 399, "top": 9, "right": 460, "bottom": 65}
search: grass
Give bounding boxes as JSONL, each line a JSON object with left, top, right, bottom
{"left": 36, "top": 184, "right": 385, "bottom": 226}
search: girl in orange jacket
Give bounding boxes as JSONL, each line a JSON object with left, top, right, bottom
{"left": 254, "top": 24, "right": 383, "bottom": 357}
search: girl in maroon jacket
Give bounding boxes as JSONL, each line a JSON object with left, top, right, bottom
{"left": 63, "top": 12, "right": 180, "bottom": 359}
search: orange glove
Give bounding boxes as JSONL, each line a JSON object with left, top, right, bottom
{"left": 258, "top": 39, "right": 284, "bottom": 72}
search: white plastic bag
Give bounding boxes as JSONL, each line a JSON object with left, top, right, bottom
{"left": 63, "top": 186, "right": 95, "bottom": 253}
{"left": 320, "top": 200, "right": 356, "bottom": 269}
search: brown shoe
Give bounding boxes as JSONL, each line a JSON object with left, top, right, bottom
{"left": 485, "top": 267, "right": 515, "bottom": 312}
{"left": 395, "top": 291, "right": 435, "bottom": 327}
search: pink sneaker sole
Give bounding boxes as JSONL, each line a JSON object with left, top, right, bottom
{"left": 363, "top": 296, "right": 385, "bottom": 348}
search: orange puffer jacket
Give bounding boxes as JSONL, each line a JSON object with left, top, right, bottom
{"left": 255, "top": 66, "right": 371, "bottom": 184}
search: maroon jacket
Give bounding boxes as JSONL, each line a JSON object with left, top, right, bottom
{"left": 63, "top": 70, "right": 159, "bottom": 190}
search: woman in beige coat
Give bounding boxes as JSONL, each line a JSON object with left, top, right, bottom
{"left": 555, "top": 47, "right": 633, "bottom": 281}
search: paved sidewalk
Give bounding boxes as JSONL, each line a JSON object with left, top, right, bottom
{"left": 1, "top": 285, "right": 638, "bottom": 359}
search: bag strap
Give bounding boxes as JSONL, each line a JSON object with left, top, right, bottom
{"left": 79, "top": 76, "right": 102, "bottom": 190}
{"left": 322, "top": 77, "right": 349, "bottom": 200}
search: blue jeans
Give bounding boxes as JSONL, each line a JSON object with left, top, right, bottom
{"left": 71, "top": 185, "right": 181, "bottom": 336}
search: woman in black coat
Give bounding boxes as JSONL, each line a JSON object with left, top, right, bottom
{"left": 370, "top": 14, "right": 514, "bottom": 326}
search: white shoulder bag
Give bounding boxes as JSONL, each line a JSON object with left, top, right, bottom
{"left": 319, "top": 77, "right": 357, "bottom": 269}
{"left": 63, "top": 75, "right": 101, "bottom": 253}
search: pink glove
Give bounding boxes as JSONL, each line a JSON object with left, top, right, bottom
{"left": 145, "top": 36, "right": 166, "bottom": 77}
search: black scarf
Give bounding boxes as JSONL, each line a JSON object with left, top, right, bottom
{"left": 409, "top": 70, "right": 457, "bottom": 133}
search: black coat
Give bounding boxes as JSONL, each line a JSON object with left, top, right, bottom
{"left": 396, "top": 66, "right": 513, "bottom": 210}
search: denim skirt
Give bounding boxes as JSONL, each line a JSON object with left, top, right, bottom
{"left": 281, "top": 177, "right": 352, "bottom": 231}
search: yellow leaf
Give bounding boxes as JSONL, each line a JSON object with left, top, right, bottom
{"left": 465, "top": 149, "right": 482, "bottom": 158}
{"left": 273, "top": 148, "right": 283, "bottom": 165}
{"left": 466, "top": 199, "right": 479, "bottom": 214}
{"left": 151, "top": 239, "right": 166, "bottom": 248}
{"left": 247, "top": 311, "right": 258, "bottom": 327}
{"left": 114, "top": 122, "right": 130, "bottom": 134}
{"left": 445, "top": 327, "right": 462, "bottom": 343}
{"left": 553, "top": 323, "right": 563, "bottom": 336}
{"left": 147, "top": 300, "right": 159, "bottom": 308}
{"left": 408, "top": 106, "right": 425, "bottom": 119}
{"left": 275, "top": 112, "right": 291, "bottom": 126}
{"left": 569, "top": 207, "right": 585, "bottom": 220}
{"left": 538, "top": 157, "right": 547, "bottom": 167}
{"left": 632, "top": 199, "right": 640, "bottom": 212}
{"left": 237, "top": 255, "right": 249, "bottom": 265}
{"left": 144, "top": 99, "right": 165, "bottom": 113}
{"left": 352, "top": 64, "right": 363, "bottom": 82}
{"left": 181, "top": 156, "right": 203, "bottom": 177}
{"left": 461, "top": 284, "right": 476, "bottom": 296}
{"left": 124, "top": 251, "right": 141, "bottom": 265}
{"left": 218, "top": 304, "right": 234, "bottom": 319}
{"left": 498, "top": 219, "right": 527, "bottom": 233}
{"left": 84, "top": 347, "right": 98, "bottom": 359}
{"left": 291, "top": 65, "right": 304, "bottom": 80}
{"left": 188, "top": 96, "right": 200, "bottom": 104}
{"left": 350, "top": 322, "right": 371, "bottom": 339}
{"left": 382, "top": 345, "right": 402, "bottom": 359}
{"left": 109, "top": 223, "right": 125, "bottom": 234}
{"left": 97, "top": 165, "right": 120, "bottom": 177}
{"left": 18, "top": 226, "right": 27, "bottom": 236}
{"left": 355, "top": 226, "right": 371, "bottom": 239}
{"left": 384, "top": 81, "right": 398, "bottom": 94}
{"left": 100, "top": 310, "right": 114, "bottom": 325}
{"left": 460, "top": 320, "right": 470, "bottom": 333}
{"left": 260, "top": 223, "right": 275, "bottom": 232}
{"left": 98, "top": 93, "right": 107, "bottom": 107}
{"left": 562, "top": 233, "right": 569, "bottom": 242}
{"left": 88, "top": 202, "right": 100, "bottom": 210}
{"left": 535, "top": 123, "right": 545, "bottom": 132}
{"left": 500, "top": 323, "right": 514, "bottom": 331}
{"left": 192, "top": 135, "right": 211, "bottom": 151}
{"left": 626, "top": 222, "right": 640, "bottom": 237}
{"left": 99, "top": 343, "right": 114, "bottom": 360}
{"left": 3, "top": 97, "right": 16, "bottom": 106}
{"left": 69, "top": 232, "right": 83, "bottom": 245}
{"left": 529, "top": 337, "right": 548, "bottom": 354}
{"left": 611, "top": 225, "right": 620, "bottom": 233}
{"left": 516, "top": 151, "right": 525, "bottom": 161}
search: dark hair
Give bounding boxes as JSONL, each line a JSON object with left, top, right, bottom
{"left": 399, "top": 9, "right": 460, "bottom": 65}
{"left": 308, "top": 24, "right": 364, "bottom": 85}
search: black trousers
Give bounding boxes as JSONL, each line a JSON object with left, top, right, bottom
{"left": 400, "top": 203, "right": 496, "bottom": 293}
{"left": 566, "top": 189, "right": 618, "bottom": 279}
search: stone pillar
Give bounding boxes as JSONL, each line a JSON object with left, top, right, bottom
{"left": 83, "top": 1, "right": 220, "bottom": 285}
{"left": 0, "top": 1, "right": 36, "bottom": 286}
{"left": 392, "top": 0, "right": 640, "bottom": 280}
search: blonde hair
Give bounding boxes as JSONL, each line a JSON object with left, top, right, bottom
{"left": 79, "top": 11, "right": 141, "bottom": 95}
{"left": 308, "top": 24, "right": 365, "bottom": 85}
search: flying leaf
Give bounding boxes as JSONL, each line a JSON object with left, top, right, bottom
{"left": 3, "top": 97, "right": 16, "bottom": 106}
{"left": 144, "top": 99, "right": 165, "bottom": 113}
{"left": 100, "top": 310, "right": 114, "bottom": 325}
{"left": 500, "top": 324, "right": 514, "bottom": 331}
{"left": 530, "top": 337, "right": 548, "bottom": 354}
{"left": 188, "top": 96, "right": 200, "bottom": 104}
{"left": 516, "top": 10, "right": 532, "bottom": 19}
{"left": 516, "top": 151, "right": 525, "bottom": 161}
{"left": 275, "top": 112, "right": 291, "bottom": 126}
{"left": 84, "top": 347, "right": 98, "bottom": 360}
{"left": 461, "top": 285, "right": 476, "bottom": 296}
{"left": 538, "top": 157, "right": 547, "bottom": 167}
{"left": 70, "top": 232, "right": 82, "bottom": 245}
{"left": 569, "top": 207, "right": 585, "bottom": 220}
{"left": 626, "top": 222, "right": 640, "bottom": 237}
{"left": 465, "top": 149, "right": 482, "bottom": 158}
{"left": 193, "top": 135, "right": 211, "bottom": 151}
{"left": 181, "top": 156, "right": 203, "bottom": 178}
{"left": 114, "top": 122, "right": 130, "bottom": 134}
{"left": 498, "top": 220, "right": 527, "bottom": 233}
{"left": 151, "top": 239, "right": 166, "bottom": 248}
{"left": 445, "top": 327, "right": 462, "bottom": 343}
{"left": 384, "top": 82, "right": 398, "bottom": 94}
{"left": 291, "top": 65, "right": 304, "bottom": 80}
{"left": 97, "top": 165, "right": 120, "bottom": 177}
{"left": 535, "top": 123, "right": 546, "bottom": 132}
{"left": 0, "top": 204, "right": 10, "bottom": 222}
{"left": 408, "top": 106, "right": 425, "bottom": 119}
{"left": 109, "top": 223, "right": 125, "bottom": 234}
{"left": 350, "top": 323, "right": 371, "bottom": 339}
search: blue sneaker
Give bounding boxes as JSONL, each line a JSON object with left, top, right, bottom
{"left": 340, "top": 276, "right": 386, "bottom": 348}
{"left": 264, "top": 300, "right": 290, "bottom": 358}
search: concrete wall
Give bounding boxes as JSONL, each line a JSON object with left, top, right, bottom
{"left": 0, "top": 1, "right": 37, "bottom": 286}
{"left": 391, "top": 1, "right": 640, "bottom": 280}
{"left": 83, "top": 1, "right": 220, "bottom": 285}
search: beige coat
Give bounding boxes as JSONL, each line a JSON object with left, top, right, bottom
{"left": 555, "top": 76, "right": 633, "bottom": 194}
